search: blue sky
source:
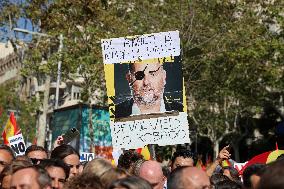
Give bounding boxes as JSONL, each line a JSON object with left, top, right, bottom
{"left": 1, "top": 1, "right": 38, "bottom": 42}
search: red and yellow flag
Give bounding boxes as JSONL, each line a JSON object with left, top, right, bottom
{"left": 2, "top": 112, "right": 21, "bottom": 144}
{"left": 196, "top": 158, "right": 206, "bottom": 170}
{"left": 136, "top": 146, "right": 151, "bottom": 160}
{"left": 222, "top": 159, "right": 232, "bottom": 167}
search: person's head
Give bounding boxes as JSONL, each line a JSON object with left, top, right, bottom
{"left": 25, "top": 145, "right": 48, "bottom": 165}
{"left": 222, "top": 166, "right": 240, "bottom": 182}
{"left": 15, "top": 155, "right": 32, "bottom": 163}
{"left": 0, "top": 145, "right": 15, "bottom": 173}
{"left": 127, "top": 61, "right": 166, "bottom": 109}
{"left": 167, "top": 166, "right": 210, "bottom": 189}
{"left": 100, "top": 168, "right": 130, "bottom": 188}
{"left": 0, "top": 165, "right": 13, "bottom": 189}
{"left": 82, "top": 158, "right": 113, "bottom": 177}
{"left": 39, "top": 159, "right": 70, "bottom": 189}
{"left": 242, "top": 163, "right": 265, "bottom": 189}
{"left": 118, "top": 150, "right": 143, "bottom": 174}
{"left": 51, "top": 144, "right": 80, "bottom": 178}
{"left": 11, "top": 165, "right": 51, "bottom": 189}
{"left": 108, "top": 176, "right": 152, "bottom": 189}
{"left": 256, "top": 159, "right": 284, "bottom": 189}
{"left": 210, "top": 173, "right": 230, "bottom": 186}
{"left": 214, "top": 180, "right": 242, "bottom": 189}
{"left": 1, "top": 160, "right": 33, "bottom": 189}
{"left": 63, "top": 174, "right": 102, "bottom": 189}
{"left": 132, "top": 159, "right": 146, "bottom": 176}
{"left": 170, "top": 149, "right": 195, "bottom": 171}
{"left": 162, "top": 165, "right": 171, "bottom": 178}
{"left": 139, "top": 160, "right": 165, "bottom": 189}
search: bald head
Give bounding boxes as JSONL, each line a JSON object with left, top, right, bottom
{"left": 168, "top": 167, "right": 210, "bottom": 189}
{"left": 139, "top": 160, "right": 165, "bottom": 189}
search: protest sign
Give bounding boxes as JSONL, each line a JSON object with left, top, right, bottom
{"left": 102, "top": 31, "right": 190, "bottom": 149}
{"left": 8, "top": 133, "right": 26, "bottom": 156}
{"left": 80, "top": 152, "right": 95, "bottom": 162}
{"left": 102, "top": 31, "right": 180, "bottom": 64}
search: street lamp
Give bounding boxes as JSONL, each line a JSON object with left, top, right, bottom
{"left": 13, "top": 28, "right": 50, "bottom": 37}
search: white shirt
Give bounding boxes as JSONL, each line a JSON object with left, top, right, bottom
{"left": 131, "top": 99, "right": 166, "bottom": 115}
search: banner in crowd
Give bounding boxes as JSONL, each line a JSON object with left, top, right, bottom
{"left": 102, "top": 31, "right": 190, "bottom": 149}
{"left": 2, "top": 112, "right": 21, "bottom": 145}
{"left": 80, "top": 107, "right": 112, "bottom": 159}
{"left": 51, "top": 105, "right": 113, "bottom": 159}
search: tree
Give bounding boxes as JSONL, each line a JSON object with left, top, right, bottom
{"left": 184, "top": 0, "right": 284, "bottom": 159}
{"left": 1, "top": 0, "right": 283, "bottom": 160}
{"left": 0, "top": 81, "right": 38, "bottom": 143}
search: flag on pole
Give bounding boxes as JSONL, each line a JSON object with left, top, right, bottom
{"left": 2, "top": 112, "right": 21, "bottom": 144}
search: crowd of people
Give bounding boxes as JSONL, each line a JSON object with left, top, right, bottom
{"left": 0, "top": 143, "right": 283, "bottom": 189}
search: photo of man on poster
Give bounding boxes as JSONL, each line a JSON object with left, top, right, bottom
{"left": 114, "top": 57, "right": 184, "bottom": 119}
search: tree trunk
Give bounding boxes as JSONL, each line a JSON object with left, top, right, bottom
{"left": 213, "top": 141, "right": 219, "bottom": 160}
{"left": 37, "top": 75, "right": 50, "bottom": 147}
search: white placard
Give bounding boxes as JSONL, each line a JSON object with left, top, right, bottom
{"left": 101, "top": 31, "right": 180, "bottom": 64}
{"left": 8, "top": 133, "right": 26, "bottom": 156}
{"left": 234, "top": 162, "right": 248, "bottom": 172}
{"left": 80, "top": 152, "right": 95, "bottom": 162}
{"left": 111, "top": 112, "right": 190, "bottom": 149}
{"left": 112, "top": 149, "right": 123, "bottom": 166}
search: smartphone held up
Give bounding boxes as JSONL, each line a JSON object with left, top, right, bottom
{"left": 62, "top": 127, "right": 80, "bottom": 144}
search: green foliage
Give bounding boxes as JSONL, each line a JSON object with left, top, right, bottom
{"left": 184, "top": 0, "right": 284, "bottom": 149}
{"left": 0, "top": 81, "right": 38, "bottom": 143}
{"left": 1, "top": 0, "right": 283, "bottom": 157}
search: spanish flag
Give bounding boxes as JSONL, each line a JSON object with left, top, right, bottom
{"left": 2, "top": 112, "right": 21, "bottom": 144}
{"left": 136, "top": 146, "right": 151, "bottom": 160}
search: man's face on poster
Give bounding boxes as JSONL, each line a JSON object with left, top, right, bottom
{"left": 127, "top": 62, "right": 166, "bottom": 107}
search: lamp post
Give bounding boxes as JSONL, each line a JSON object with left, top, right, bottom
{"left": 13, "top": 28, "right": 49, "bottom": 37}
{"left": 13, "top": 28, "right": 63, "bottom": 146}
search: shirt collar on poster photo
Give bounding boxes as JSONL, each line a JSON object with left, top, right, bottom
{"left": 132, "top": 99, "right": 166, "bottom": 115}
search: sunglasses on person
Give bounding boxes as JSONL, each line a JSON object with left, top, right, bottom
{"left": 30, "top": 158, "right": 42, "bottom": 165}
